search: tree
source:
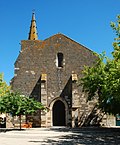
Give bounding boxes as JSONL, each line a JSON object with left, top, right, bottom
{"left": 80, "top": 15, "right": 120, "bottom": 115}
{"left": 0, "top": 73, "right": 10, "bottom": 127}
{"left": 0, "top": 73, "right": 10, "bottom": 97}
{"left": 0, "top": 92, "right": 44, "bottom": 129}
{"left": 0, "top": 73, "right": 44, "bottom": 129}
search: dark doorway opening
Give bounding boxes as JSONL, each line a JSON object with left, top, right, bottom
{"left": 53, "top": 100, "right": 66, "bottom": 126}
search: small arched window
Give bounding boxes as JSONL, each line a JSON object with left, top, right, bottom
{"left": 57, "top": 52, "right": 63, "bottom": 68}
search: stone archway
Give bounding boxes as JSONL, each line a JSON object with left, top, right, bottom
{"left": 52, "top": 100, "right": 66, "bottom": 126}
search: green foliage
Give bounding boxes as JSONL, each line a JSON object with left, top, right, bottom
{"left": 0, "top": 73, "right": 10, "bottom": 97}
{"left": 0, "top": 92, "right": 44, "bottom": 129}
{"left": 0, "top": 92, "right": 44, "bottom": 116}
{"left": 111, "top": 15, "right": 120, "bottom": 60}
{"left": 80, "top": 15, "right": 120, "bottom": 115}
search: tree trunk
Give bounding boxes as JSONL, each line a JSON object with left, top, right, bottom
{"left": 19, "top": 115, "right": 22, "bottom": 130}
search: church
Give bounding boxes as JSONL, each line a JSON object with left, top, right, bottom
{"left": 10, "top": 13, "right": 116, "bottom": 127}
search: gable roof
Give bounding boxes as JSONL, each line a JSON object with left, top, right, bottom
{"left": 44, "top": 33, "right": 95, "bottom": 54}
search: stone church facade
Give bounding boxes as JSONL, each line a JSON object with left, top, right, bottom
{"left": 11, "top": 13, "right": 115, "bottom": 127}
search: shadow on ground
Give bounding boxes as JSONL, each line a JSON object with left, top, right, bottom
{"left": 30, "top": 127, "right": 120, "bottom": 145}
{"left": 0, "top": 128, "right": 25, "bottom": 133}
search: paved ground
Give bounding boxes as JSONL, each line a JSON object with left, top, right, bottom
{"left": 0, "top": 127, "right": 120, "bottom": 145}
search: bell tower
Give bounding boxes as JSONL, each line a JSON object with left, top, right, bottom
{"left": 28, "top": 12, "right": 38, "bottom": 40}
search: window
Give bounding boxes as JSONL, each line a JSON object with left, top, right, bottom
{"left": 57, "top": 53, "right": 63, "bottom": 67}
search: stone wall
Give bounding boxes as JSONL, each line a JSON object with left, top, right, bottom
{"left": 11, "top": 33, "right": 115, "bottom": 127}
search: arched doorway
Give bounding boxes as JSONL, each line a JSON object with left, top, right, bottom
{"left": 53, "top": 100, "right": 66, "bottom": 126}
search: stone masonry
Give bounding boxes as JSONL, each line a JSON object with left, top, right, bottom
{"left": 11, "top": 33, "right": 115, "bottom": 128}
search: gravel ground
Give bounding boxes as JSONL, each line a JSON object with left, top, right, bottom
{"left": 0, "top": 127, "right": 120, "bottom": 145}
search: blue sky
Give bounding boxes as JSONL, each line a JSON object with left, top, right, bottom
{"left": 0, "top": 0, "right": 120, "bottom": 84}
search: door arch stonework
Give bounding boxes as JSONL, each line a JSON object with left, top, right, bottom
{"left": 53, "top": 100, "right": 65, "bottom": 126}
{"left": 49, "top": 98, "right": 68, "bottom": 127}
